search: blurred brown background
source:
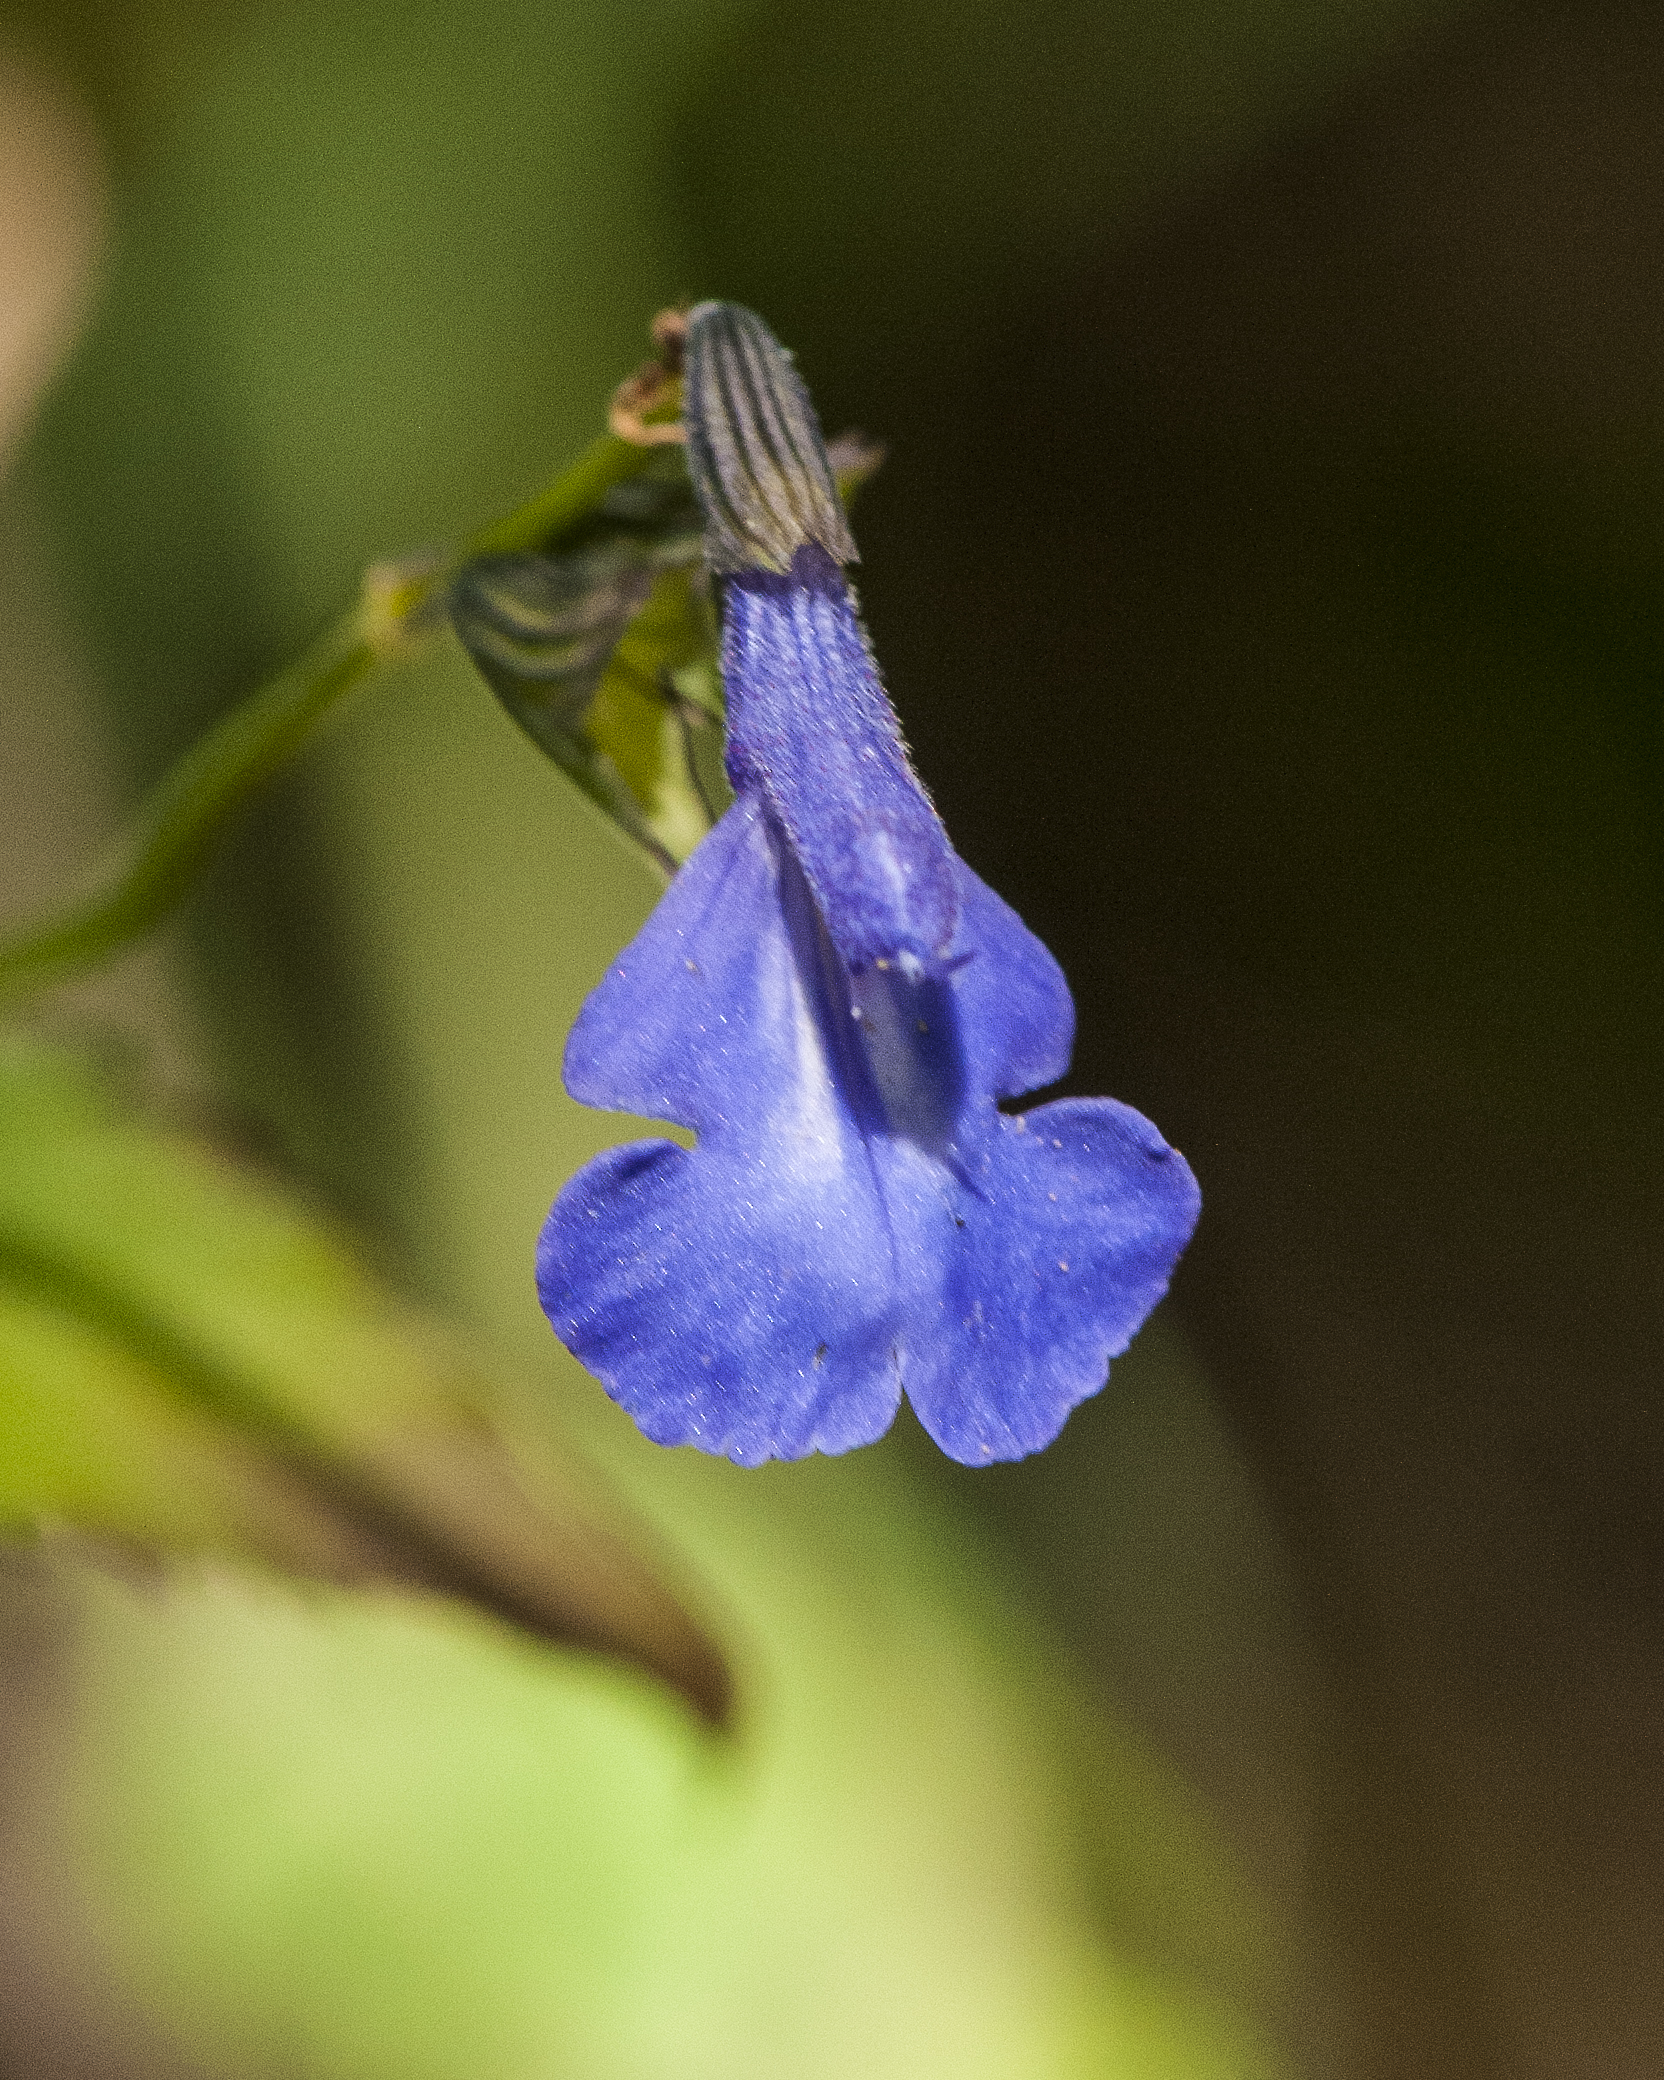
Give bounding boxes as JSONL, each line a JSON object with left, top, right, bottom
{"left": 683, "top": 4, "right": 1664, "bottom": 2070}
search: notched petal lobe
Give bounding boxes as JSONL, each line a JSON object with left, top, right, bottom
{"left": 541, "top": 797, "right": 905, "bottom": 1464}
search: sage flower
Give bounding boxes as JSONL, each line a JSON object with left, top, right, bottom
{"left": 538, "top": 304, "right": 1199, "bottom": 1465}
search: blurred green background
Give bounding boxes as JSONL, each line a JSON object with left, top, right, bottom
{"left": 0, "top": 0, "right": 1661, "bottom": 2075}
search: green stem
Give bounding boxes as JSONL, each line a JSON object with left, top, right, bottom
{"left": 465, "top": 431, "right": 655, "bottom": 559}
{"left": 0, "top": 613, "right": 379, "bottom": 1006}
{"left": 0, "top": 431, "right": 660, "bottom": 1010}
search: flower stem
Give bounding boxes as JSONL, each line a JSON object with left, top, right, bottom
{"left": 0, "top": 431, "right": 659, "bottom": 1009}
{"left": 463, "top": 428, "right": 661, "bottom": 560}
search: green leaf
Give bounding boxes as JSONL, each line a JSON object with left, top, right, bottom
{"left": 53, "top": 1439, "right": 1288, "bottom": 2080}
{"left": 450, "top": 435, "right": 883, "bottom": 873}
{"left": 450, "top": 463, "right": 718, "bottom": 871}
{"left": 0, "top": 1035, "right": 729, "bottom": 1723}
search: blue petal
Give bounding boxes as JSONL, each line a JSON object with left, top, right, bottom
{"left": 943, "top": 865, "right": 1076, "bottom": 1101}
{"left": 539, "top": 789, "right": 1200, "bottom": 1465}
{"left": 865, "top": 1093, "right": 1201, "bottom": 1464}
{"left": 540, "top": 303, "right": 1199, "bottom": 1467}
{"left": 721, "top": 544, "right": 960, "bottom": 976}
{"left": 540, "top": 794, "right": 903, "bottom": 1465}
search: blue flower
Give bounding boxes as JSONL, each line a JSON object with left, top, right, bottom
{"left": 538, "top": 304, "right": 1199, "bottom": 1465}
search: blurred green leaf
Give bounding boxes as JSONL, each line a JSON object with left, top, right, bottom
{"left": 54, "top": 1438, "right": 1287, "bottom": 2080}
{"left": 0, "top": 1034, "right": 729, "bottom": 1721}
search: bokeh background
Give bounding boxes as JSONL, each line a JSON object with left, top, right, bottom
{"left": 0, "top": 0, "right": 1660, "bottom": 2075}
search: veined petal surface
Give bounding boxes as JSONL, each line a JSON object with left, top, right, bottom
{"left": 721, "top": 545, "right": 959, "bottom": 976}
